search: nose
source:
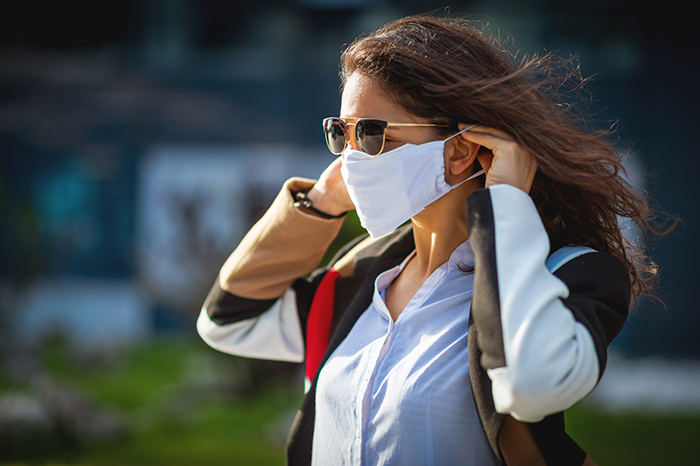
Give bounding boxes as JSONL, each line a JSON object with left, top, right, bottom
{"left": 345, "top": 122, "right": 360, "bottom": 151}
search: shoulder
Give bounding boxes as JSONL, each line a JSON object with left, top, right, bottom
{"left": 553, "top": 249, "right": 630, "bottom": 300}
{"left": 553, "top": 248, "right": 631, "bottom": 345}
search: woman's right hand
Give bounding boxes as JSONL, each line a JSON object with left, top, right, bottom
{"left": 306, "top": 157, "right": 355, "bottom": 216}
{"left": 459, "top": 126, "right": 538, "bottom": 194}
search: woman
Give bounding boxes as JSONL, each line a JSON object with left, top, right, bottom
{"left": 197, "top": 15, "right": 660, "bottom": 466}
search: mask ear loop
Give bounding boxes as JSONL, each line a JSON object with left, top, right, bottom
{"left": 445, "top": 124, "right": 485, "bottom": 182}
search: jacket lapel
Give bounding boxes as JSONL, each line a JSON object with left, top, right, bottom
{"left": 311, "top": 225, "right": 416, "bottom": 387}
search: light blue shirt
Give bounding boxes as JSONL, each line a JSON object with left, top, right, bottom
{"left": 313, "top": 240, "right": 498, "bottom": 466}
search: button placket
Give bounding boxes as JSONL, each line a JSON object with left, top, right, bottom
{"left": 353, "top": 319, "right": 396, "bottom": 465}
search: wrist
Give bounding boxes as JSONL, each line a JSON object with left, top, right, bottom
{"left": 305, "top": 186, "right": 349, "bottom": 217}
{"left": 293, "top": 188, "right": 346, "bottom": 220}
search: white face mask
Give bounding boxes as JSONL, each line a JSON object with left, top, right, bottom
{"left": 340, "top": 125, "right": 485, "bottom": 238}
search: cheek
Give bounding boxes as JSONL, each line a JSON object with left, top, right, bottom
{"left": 384, "top": 129, "right": 442, "bottom": 153}
{"left": 381, "top": 140, "right": 404, "bottom": 153}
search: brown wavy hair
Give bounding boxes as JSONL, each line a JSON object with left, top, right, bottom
{"left": 340, "top": 15, "right": 672, "bottom": 304}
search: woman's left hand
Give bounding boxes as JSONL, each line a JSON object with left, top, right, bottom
{"left": 459, "top": 125, "right": 538, "bottom": 193}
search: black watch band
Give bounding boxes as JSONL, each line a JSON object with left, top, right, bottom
{"left": 292, "top": 190, "right": 347, "bottom": 220}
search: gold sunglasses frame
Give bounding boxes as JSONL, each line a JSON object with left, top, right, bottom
{"left": 323, "top": 117, "right": 450, "bottom": 155}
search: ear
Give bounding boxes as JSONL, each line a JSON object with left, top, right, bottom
{"left": 444, "top": 126, "right": 480, "bottom": 185}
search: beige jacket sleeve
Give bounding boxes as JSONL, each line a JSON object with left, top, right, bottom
{"left": 219, "top": 177, "right": 345, "bottom": 300}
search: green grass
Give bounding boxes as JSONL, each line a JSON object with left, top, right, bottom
{"left": 4, "top": 336, "right": 698, "bottom": 465}
{"left": 3, "top": 336, "right": 303, "bottom": 466}
{"left": 76, "top": 393, "right": 298, "bottom": 466}
{"left": 566, "top": 404, "right": 699, "bottom": 466}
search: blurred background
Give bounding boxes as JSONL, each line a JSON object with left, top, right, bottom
{"left": 0, "top": 0, "right": 697, "bottom": 464}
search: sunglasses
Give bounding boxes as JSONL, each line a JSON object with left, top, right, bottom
{"left": 322, "top": 117, "right": 451, "bottom": 156}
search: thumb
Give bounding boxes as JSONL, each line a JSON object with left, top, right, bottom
{"left": 477, "top": 152, "right": 494, "bottom": 174}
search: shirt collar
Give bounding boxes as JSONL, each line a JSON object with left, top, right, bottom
{"left": 447, "top": 239, "right": 474, "bottom": 273}
{"left": 375, "top": 239, "right": 472, "bottom": 292}
{"left": 372, "top": 239, "right": 472, "bottom": 321}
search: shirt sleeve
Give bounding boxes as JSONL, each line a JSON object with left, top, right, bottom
{"left": 466, "top": 184, "right": 630, "bottom": 422}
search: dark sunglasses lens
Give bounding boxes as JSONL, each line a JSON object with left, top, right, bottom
{"left": 356, "top": 120, "right": 386, "bottom": 156}
{"left": 324, "top": 118, "right": 346, "bottom": 154}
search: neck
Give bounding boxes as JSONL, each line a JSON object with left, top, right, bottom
{"left": 409, "top": 185, "right": 470, "bottom": 279}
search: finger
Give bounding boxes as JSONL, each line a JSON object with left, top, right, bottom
{"left": 460, "top": 131, "right": 514, "bottom": 151}
{"left": 458, "top": 124, "right": 513, "bottom": 141}
{"left": 477, "top": 152, "right": 493, "bottom": 174}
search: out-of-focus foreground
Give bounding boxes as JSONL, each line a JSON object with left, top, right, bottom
{"left": 1, "top": 337, "right": 699, "bottom": 465}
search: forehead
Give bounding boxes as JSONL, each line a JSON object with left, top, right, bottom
{"left": 340, "top": 72, "right": 414, "bottom": 122}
